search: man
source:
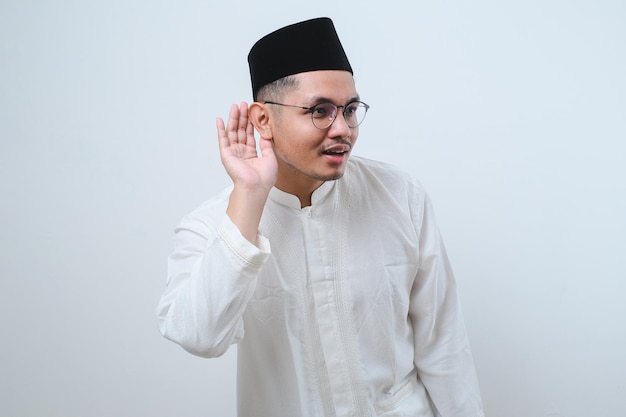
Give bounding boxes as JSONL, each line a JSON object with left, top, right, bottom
{"left": 157, "top": 17, "right": 484, "bottom": 417}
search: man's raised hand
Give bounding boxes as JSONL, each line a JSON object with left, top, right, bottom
{"left": 217, "top": 102, "right": 277, "bottom": 193}
{"left": 217, "top": 102, "right": 277, "bottom": 245}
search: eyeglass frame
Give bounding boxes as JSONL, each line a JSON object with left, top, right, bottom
{"left": 263, "top": 100, "right": 370, "bottom": 130}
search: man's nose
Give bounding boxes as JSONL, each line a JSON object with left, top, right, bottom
{"left": 327, "top": 109, "right": 351, "bottom": 138}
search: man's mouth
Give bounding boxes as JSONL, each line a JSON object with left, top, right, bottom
{"left": 322, "top": 143, "right": 351, "bottom": 156}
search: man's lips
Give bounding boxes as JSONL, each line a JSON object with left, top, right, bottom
{"left": 321, "top": 143, "right": 352, "bottom": 155}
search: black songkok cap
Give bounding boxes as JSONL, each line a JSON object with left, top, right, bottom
{"left": 248, "top": 17, "right": 353, "bottom": 99}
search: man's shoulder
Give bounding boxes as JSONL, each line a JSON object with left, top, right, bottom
{"left": 346, "top": 155, "right": 425, "bottom": 192}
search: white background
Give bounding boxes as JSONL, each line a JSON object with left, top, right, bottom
{"left": 1, "top": 1, "right": 625, "bottom": 416}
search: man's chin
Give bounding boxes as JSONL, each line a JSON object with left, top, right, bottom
{"left": 316, "top": 170, "right": 345, "bottom": 182}
{"left": 326, "top": 172, "right": 345, "bottom": 181}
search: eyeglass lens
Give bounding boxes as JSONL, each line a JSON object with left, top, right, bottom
{"left": 311, "top": 102, "right": 368, "bottom": 129}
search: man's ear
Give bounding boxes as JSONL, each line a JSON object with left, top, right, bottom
{"left": 249, "top": 102, "right": 273, "bottom": 140}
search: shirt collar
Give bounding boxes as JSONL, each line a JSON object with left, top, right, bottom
{"left": 268, "top": 180, "right": 335, "bottom": 209}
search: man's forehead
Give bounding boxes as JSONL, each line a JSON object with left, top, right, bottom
{"left": 286, "top": 71, "right": 357, "bottom": 103}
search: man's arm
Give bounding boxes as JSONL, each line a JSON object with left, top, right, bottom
{"left": 156, "top": 103, "right": 277, "bottom": 357}
{"left": 217, "top": 102, "right": 277, "bottom": 245}
{"left": 409, "top": 193, "right": 485, "bottom": 417}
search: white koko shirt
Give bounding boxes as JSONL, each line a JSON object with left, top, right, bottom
{"left": 157, "top": 156, "right": 484, "bottom": 417}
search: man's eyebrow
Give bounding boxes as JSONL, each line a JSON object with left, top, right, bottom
{"left": 304, "top": 95, "right": 361, "bottom": 106}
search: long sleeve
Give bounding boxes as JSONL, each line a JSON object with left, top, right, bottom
{"left": 409, "top": 193, "right": 484, "bottom": 417}
{"left": 156, "top": 202, "right": 271, "bottom": 358}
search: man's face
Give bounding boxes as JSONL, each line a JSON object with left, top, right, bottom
{"left": 268, "top": 70, "right": 360, "bottom": 195}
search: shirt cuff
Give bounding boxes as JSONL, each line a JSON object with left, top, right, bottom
{"left": 216, "top": 214, "right": 271, "bottom": 267}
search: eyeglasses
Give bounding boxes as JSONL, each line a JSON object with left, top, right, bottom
{"left": 263, "top": 100, "right": 370, "bottom": 130}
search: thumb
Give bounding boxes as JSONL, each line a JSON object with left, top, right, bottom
{"left": 259, "top": 137, "right": 275, "bottom": 158}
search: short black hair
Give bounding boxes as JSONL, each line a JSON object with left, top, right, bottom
{"left": 255, "top": 75, "right": 299, "bottom": 102}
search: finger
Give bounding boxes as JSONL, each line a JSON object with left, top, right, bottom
{"left": 246, "top": 116, "right": 255, "bottom": 145}
{"left": 237, "top": 102, "right": 249, "bottom": 143}
{"left": 216, "top": 117, "right": 229, "bottom": 150}
{"left": 225, "top": 104, "right": 240, "bottom": 141}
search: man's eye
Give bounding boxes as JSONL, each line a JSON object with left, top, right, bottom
{"left": 345, "top": 103, "right": 358, "bottom": 115}
{"left": 311, "top": 105, "right": 331, "bottom": 118}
